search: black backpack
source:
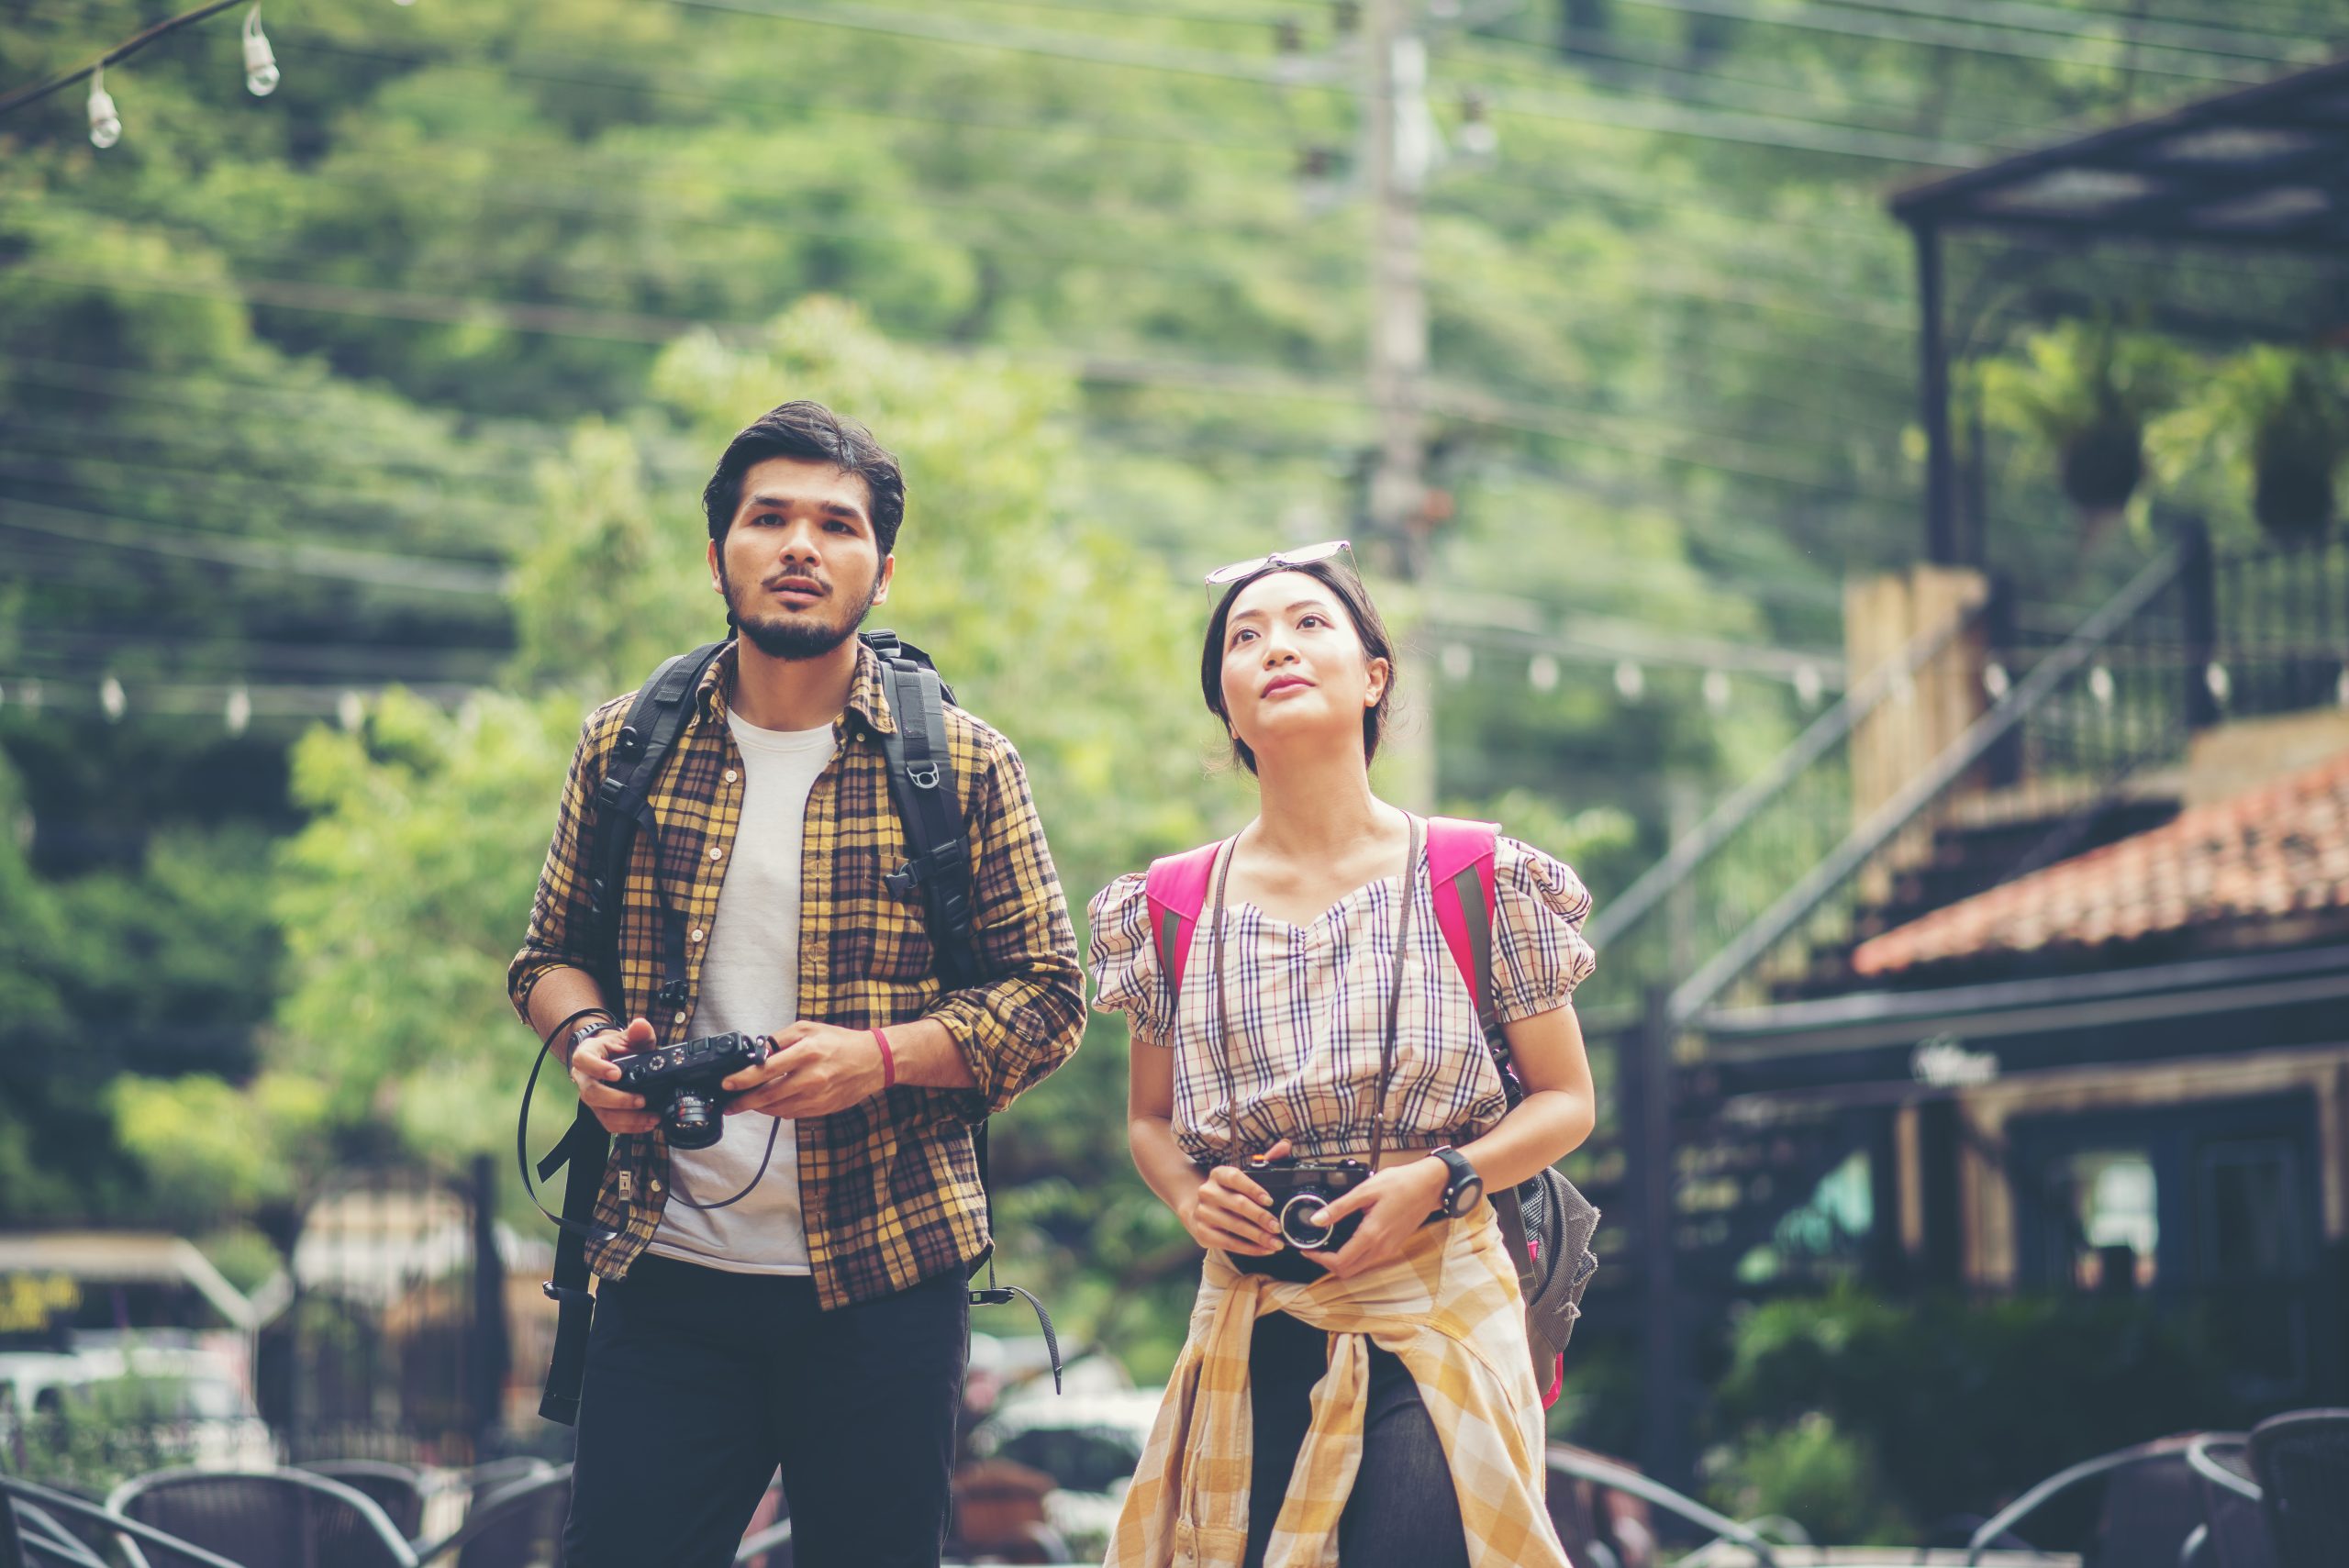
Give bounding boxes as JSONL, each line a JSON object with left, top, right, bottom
{"left": 532, "top": 630, "right": 1056, "bottom": 1425}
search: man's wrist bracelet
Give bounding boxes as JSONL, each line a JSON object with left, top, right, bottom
{"left": 542, "top": 1006, "right": 613, "bottom": 1059}
{"left": 872, "top": 1028, "right": 896, "bottom": 1090}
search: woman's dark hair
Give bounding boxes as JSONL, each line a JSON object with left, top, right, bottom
{"left": 702, "top": 400, "right": 907, "bottom": 555}
{"left": 1199, "top": 558, "right": 1396, "bottom": 775}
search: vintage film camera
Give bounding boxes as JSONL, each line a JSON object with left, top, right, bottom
{"left": 609, "top": 1030, "right": 772, "bottom": 1151}
{"left": 1241, "top": 1152, "right": 1374, "bottom": 1252}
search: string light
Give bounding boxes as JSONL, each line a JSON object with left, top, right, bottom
{"left": 2206, "top": 662, "right": 2232, "bottom": 707}
{"left": 1613, "top": 660, "right": 1645, "bottom": 702}
{"left": 1702, "top": 669, "right": 1731, "bottom": 714}
{"left": 242, "top": 6, "right": 280, "bottom": 97}
{"left": 1528, "top": 653, "right": 1560, "bottom": 693}
{"left": 225, "top": 685, "right": 252, "bottom": 736}
{"left": 1982, "top": 662, "right": 2011, "bottom": 701}
{"left": 87, "top": 67, "right": 121, "bottom": 148}
{"left": 1456, "top": 86, "right": 1497, "bottom": 160}
{"left": 337, "top": 690, "right": 366, "bottom": 731}
{"left": 100, "top": 675, "right": 127, "bottom": 720}
{"left": 1794, "top": 662, "right": 1824, "bottom": 709}
{"left": 2087, "top": 664, "right": 2116, "bottom": 707}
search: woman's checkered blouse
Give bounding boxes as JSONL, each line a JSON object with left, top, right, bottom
{"left": 1088, "top": 836, "right": 1596, "bottom": 1167}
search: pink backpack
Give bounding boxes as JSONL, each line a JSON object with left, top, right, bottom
{"left": 1141, "top": 817, "right": 1598, "bottom": 1407}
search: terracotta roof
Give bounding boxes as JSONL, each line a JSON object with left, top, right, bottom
{"left": 1852, "top": 749, "right": 2349, "bottom": 978}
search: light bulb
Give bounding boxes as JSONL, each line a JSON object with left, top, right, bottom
{"left": 243, "top": 6, "right": 280, "bottom": 95}
{"left": 88, "top": 69, "right": 121, "bottom": 149}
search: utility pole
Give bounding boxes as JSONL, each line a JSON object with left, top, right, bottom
{"left": 1363, "top": 0, "right": 1438, "bottom": 811}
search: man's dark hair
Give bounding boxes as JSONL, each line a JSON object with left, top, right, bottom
{"left": 1199, "top": 558, "right": 1397, "bottom": 775}
{"left": 701, "top": 400, "right": 907, "bottom": 556}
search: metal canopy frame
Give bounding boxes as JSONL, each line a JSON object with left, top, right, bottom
{"left": 1888, "top": 58, "right": 2349, "bottom": 565}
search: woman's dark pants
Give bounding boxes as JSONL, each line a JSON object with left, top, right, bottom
{"left": 1243, "top": 1307, "right": 1472, "bottom": 1568}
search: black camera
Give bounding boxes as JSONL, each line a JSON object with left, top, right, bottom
{"left": 1242, "top": 1153, "right": 1374, "bottom": 1252}
{"left": 609, "top": 1030, "right": 771, "bottom": 1151}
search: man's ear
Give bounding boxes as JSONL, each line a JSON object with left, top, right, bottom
{"left": 873, "top": 553, "right": 896, "bottom": 605}
{"left": 707, "top": 538, "right": 723, "bottom": 595}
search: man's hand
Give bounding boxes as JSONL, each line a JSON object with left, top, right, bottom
{"left": 1177, "top": 1138, "right": 1291, "bottom": 1257}
{"left": 721, "top": 1021, "right": 888, "bottom": 1119}
{"left": 571, "top": 1017, "right": 659, "bottom": 1135}
{"left": 1303, "top": 1157, "right": 1449, "bottom": 1280}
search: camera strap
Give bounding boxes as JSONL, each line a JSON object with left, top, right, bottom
{"left": 533, "top": 632, "right": 1060, "bottom": 1422}
{"left": 1203, "top": 815, "right": 1421, "bottom": 1168}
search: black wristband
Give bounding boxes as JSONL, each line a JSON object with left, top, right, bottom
{"left": 541, "top": 1006, "right": 613, "bottom": 1058}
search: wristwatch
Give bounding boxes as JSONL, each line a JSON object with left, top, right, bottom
{"left": 567, "top": 1017, "right": 622, "bottom": 1063}
{"left": 1429, "top": 1146, "right": 1485, "bottom": 1219}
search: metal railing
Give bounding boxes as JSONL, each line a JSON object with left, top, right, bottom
{"left": 1578, "top": 595, "right": 1991, "bottom": 1022}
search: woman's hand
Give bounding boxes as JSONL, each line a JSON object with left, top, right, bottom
{"left": 1302, "top": 1157, "right": 1450, "bottom": 1280}
{"left": 1179, "top": 1139, "right": 1294, "bottom": 1256}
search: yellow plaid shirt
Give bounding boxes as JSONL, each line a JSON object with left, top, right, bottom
{"left": 508, "top": 638, "right": 1085, "bottom": 1310}
{"left": 1109, "top": 1209, "right": 1571, "bottom": 1568}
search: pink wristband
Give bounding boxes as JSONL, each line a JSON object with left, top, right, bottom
{"left": 872, "top": 1028, "right": 896, "bottom": 1090}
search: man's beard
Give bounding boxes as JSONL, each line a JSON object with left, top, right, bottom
{"left": 720, "top": 562, "right": 884, "bottom": 661}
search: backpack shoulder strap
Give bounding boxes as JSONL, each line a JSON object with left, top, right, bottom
{"left": 866, "top": 632, "right": 981, "bottom": 992}
{"left": 1143, "top": 841, "right": 1225, "bottom": 996}
{"left": 586, "top": 639, "right": 729, "bottom": 997}
{"left": 1426, "top": 817, "right": 1502, "bottom": 1040}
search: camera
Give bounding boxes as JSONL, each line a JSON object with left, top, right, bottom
{"left": 1242, "top": 1153, "right": 1373, "bottom": 1252}
{"left": 609, "top": 1030, "right": 772, "bottom": 1151}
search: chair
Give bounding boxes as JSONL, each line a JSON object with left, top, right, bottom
{"left": 298, "top": 1460, "right": 434, "bottom": 1540}
{"left": 1, "top": 1476, "right": 246, "bottom": 1568}
{"left": 1543, "top": 1446, "right": 1777, "bottom": 1568}
{"left": 454, "top": 1455, "right": 550, "bottom": 1518}
{"left": 2247, "top": 1408, "right": 2349, "bottom": 1568}
{"left": 2186, "top": 1434, "right": 2272, "bottom": 1568}
{"left": 1964, "top": 1433, "right": 2201, "bottom": 1567}
{"left": 108, "top": 1467, "right": 418, "bottom": 1568}
{"left": 414, "top": 1462, "right": 570, "bottom": 1568}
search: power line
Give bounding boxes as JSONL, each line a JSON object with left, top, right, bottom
{"left": 1606, "top": 0, "right": 2287, "bottom": 85}
{"left": 1820, "top": 0, "right": 2316, "bottom": 63}
{"left": 273, "top": 28, "right": 1298, "bottom": 157}
{"left": 0, "top": 496, "right": 512, "bottom": 595}
{"left": 1486, "top": 77, "right": 1987, "bottom": 165}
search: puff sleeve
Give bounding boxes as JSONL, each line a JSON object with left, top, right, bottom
{"left": 1490, "top": 835, "right": 1598, "bottom": 1023}
{"left": 1086, "top": 873, "right": 1174, "bottom": 1046}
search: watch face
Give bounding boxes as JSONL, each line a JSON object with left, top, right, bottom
{"left": 1449, "top": 1173, "right": 1484, "bottom": 1218}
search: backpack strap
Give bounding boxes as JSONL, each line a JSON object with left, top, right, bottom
{"left": 1425, "top": 817, "right": 1543, "bottom": 1294}
{"left": 866, "top": 631, "right": 981, "bottom": 991}
{"left": 538, "top": 638, "right": 726, "bottom": 1426}
{"left": 1142, "top": 841, "right": 1224, "bottom": 999}
{"left": 1426, "top": 817, "right": 1502, "bottom": 1040}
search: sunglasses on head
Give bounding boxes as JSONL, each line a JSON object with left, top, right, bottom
{"left": 1202, "top": 539, "right": 1355, "bottom": 586}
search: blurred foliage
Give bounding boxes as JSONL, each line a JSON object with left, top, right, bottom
{"left": 5, "top": 0, "right": 2345, "bottom": 1389}
{"left": 1704, "top": 1409, "right": 1919, "bottom": 1547}
{"left": 1712, "top": 1285, "right": 2245, "bottom": 1534}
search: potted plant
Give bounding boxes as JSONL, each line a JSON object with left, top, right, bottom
{"left": 2149, "top": 345, "right": 2345, "bottom": 544}
{"left": 1980, "top": 318, "right": 2183, "bottom": 525}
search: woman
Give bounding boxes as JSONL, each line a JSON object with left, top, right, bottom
{"left": 1087, "top": 543, "right": 1598, "bottom": 1568}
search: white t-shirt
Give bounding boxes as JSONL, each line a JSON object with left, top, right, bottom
{"left": 646, "top": 710, "right": 835, "bottom": 1274}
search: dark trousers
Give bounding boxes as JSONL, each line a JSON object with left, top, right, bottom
{"left": 1243, "top": 1307, "right": 1471, "bottom": 1568}
{"left": 564, "top": 1254, "right": 968, "bottom": 1568}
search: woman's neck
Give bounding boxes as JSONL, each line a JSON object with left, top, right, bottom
{"left": 1245, "top": 742, "right": 1397, "bottom": 862}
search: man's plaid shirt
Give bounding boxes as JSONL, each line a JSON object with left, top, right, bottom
{"left": 508, "top": 638, "right": 1085, "bottom": 1310}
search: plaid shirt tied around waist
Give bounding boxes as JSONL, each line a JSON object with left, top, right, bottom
{"left": 1108, "top": 1208, "right": 1572, "bottom": 1568}
{"left": 508, "top": 638, "right": 1085, "bottom": 1310}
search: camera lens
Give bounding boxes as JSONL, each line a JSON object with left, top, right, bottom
{"left": 666, "top": 1091, "right": 722, "bottom": 1151}
{"left": 1278, "top": 1194, "right": 1334, "bottom": 1251}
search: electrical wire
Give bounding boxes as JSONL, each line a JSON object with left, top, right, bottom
{"left": 0, "top": 0, "right": 249, "bottom": 121}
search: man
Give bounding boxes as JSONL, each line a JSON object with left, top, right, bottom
{"left": 509, "top": 400, "right": 1085, "bottom": 1567}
